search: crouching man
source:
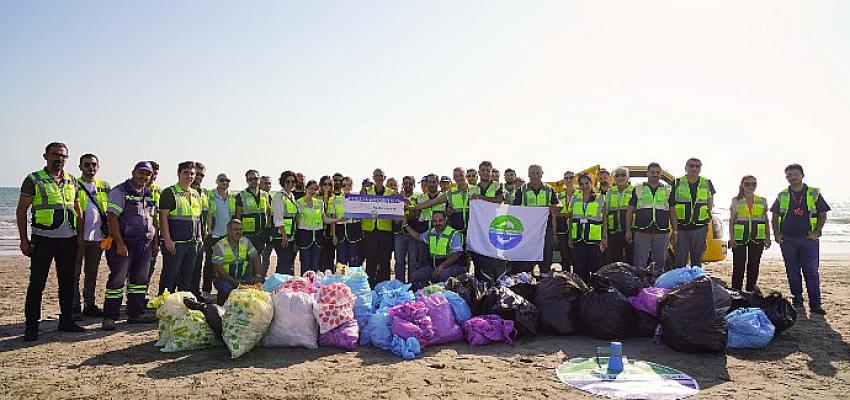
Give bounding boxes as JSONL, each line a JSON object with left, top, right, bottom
{"left": 404, "top": 210, "right": 466, "bottom": 290}
{"left": 211, "top": 219, "right": 262, "bottom": 305}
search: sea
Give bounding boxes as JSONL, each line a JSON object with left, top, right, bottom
{"left": 0, "top": 187, "right": 847, "bottom": 255}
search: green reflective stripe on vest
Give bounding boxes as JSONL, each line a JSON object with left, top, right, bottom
{"left": 238, "top": 189, "right": 269, "bottom": 234}
{"left": 29, "top": 170, "right": 78, "bottom": 230}
{"left": 605, "top": 185, "right": 633, "bottom": 233}
{"left": 361, "top": 187, "right": 395, "bottom": 232}
{"left": 777, "top": 187, "right": 820, "bottom": 233}
{"left": 674, "top": 176, "right": 711, "bottom": 226}
{"left": 733, "top": 195, "right": 768, "bottom": 243}
{"left": 77, "top": 178, "right": 109, "bottom": 214}
{"left": 296, "top": 198, "right": 324, "bottom": 230}
{"left": 217, "top": 239, "right": 249, "bottom": 278}
{"left": 633, "top": 184, "right": 670, "bottom": 231}
{"left": 520, "top": 184, "right": 553, "bottom": 207}
{"left": 428, "top": 226, "right": 456, "bottom": 257}
{"left": 571, "top": 194, "right": 604, "bottom": 242}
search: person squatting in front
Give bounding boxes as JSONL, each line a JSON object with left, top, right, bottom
{"left": 210, "top": 219, "right": 263, "bottom": 305}
{"left": 404, "top": 210, "right": 467, "bottom": 290}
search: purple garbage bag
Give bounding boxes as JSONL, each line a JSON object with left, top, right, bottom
{"left": 629, "top": 287, "right": 669, "bottom": 317}
{"left": 388, "top": 301, "right": 435, "bottom": 346}
{"left": 463, "top": 315, "right": 516, "bottom": 346}
{"left": 421, "top": 294, "right": 464, "bottom": 345}
{"left": 318, "top": 319, "right": 359, "bottom": 351}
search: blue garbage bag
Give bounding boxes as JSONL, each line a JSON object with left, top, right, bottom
{"left": 372, "top": 280, "right": 406, "bottom": 310}
{"left": 314, "top": 271, "right": 346, "bottom": 286}
{"left": 360, "top": 309, "right": 393, "bottom": 350}
{"left": 726, "top": 308, "right": 775, "bottom": 349}
{"left": 377, "top": 285, "right": 415, "bottom": 310}
{"left": 654, "top": 266, "right": 705, "bottom": 289}
{"left": 343, "top": 272, "right": 373, "bottom": 330}
{"left": 262, "top": 274, "right": 293, "bottom": 292}
{"left": 444, "top": 290, "right": 473, "bottom": 323}
{"left": 390, "top": 335, "right": 422, "bottom": 359}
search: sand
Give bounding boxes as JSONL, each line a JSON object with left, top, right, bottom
{"left": 0, "top": 252, "right": 848, "bottom": 399}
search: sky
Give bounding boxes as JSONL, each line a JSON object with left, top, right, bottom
{"left": 1, "top": 1, "right": 849, "bottom": 204}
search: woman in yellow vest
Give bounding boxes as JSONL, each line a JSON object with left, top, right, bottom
{"left": 330, "top": 176, "right": 364, "bottom": 268}
{"left": 319, "top": 175, "right": 337, "bottom": 270}
{"left": 567, "top": 173, "right": 608, "bottom": 283}
{"left": 296, "top": 180, "right": 338, "bottom": 273}
{"left": 728, "top": 175, "right": 771, "bottom": 292}
{"left": 271, "top": 171, "right": 299, "bottom": 275}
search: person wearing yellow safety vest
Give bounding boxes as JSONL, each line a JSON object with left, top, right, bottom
{"left": 670, "top": 158, "right": 716, "bottom": 267}
{"left": 211, "top": 219, "right": 262, "bottom": 305}
{"left": 360, "top": 168, "right": 398, "bottom": 286}
{"left": 319, "top": 175, "right": 338, "bottom": 270}
{"left": 502, "top": 168, "right": 520, "bottom": 205}
{"left": 556, "top": 171, "right": 577, "bottom": 274}
{"left": 330, "top": 176, "right": 364, "bottom": 268}
{"left": 101, "top": 161, "right": 159, "bottom": 331}
{"left": 770, "top": 164, "right": 830, "bottom": 315}
{"left": 605, "top": 167, "right": 634, "bottom": 264}
{"left": 728, "top": 175, "right": 771, "bottom": 293}
{"left": 73, "top": 153, "right": 110, "bottom": 320}
{"left": 157, "top": 161, "right": 203, "bottom": 295}
{"left": 626, "top": 162, "right": 676, "bottom": 270}
{"left": 567, "top": 173, "right": 608, "bottom": 282}
{"left": 392, "top": 176, "right": 421, "bottom": 282}
{"left": 271, "top": 171, "right": 300, "bottom": 274}
{"left": 297, "top": 180, "right": 340, "bottom": 273}
{"left": 17, "top": 142, "right": 85, "bottom": 341}
{"left": 408, "top": 174, "right": 445, "bottom": 270}
{"left": 189, "top": 162, "right": 211, "bottom": 302}
{"left": 200, "top": 173, "right": 235, "bottom": 299}
{"left": 512, "top": 165, "right": 560, "bottom": 276}
{"left": 235, "top": 169, "right": 271, "bottom": 280}
{"left": 404, "top": 210, "right": 467, "bottom": 290}
{"left": 471, "top": 161, "right": 507, "bottom": 282}
{"left": 258, "top": 175, "right": 277, "bottom": 280}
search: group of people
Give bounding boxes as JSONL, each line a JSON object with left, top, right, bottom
{"left": 16, "top": 142, "right": 831, "bottom": 342}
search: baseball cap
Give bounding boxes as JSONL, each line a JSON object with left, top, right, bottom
{"left": 440, "top": 176, "right": 451, "bottom": 182}
{"left": 134, "top": 161, "right": 153, "bottom": 173}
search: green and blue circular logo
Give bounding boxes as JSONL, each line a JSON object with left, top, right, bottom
{"left": 488, "top": 215, "right": 524, "bottom": 250}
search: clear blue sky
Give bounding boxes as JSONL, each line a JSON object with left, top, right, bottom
{"left": 2, "top": 1, "right": 848, "bottom": 203}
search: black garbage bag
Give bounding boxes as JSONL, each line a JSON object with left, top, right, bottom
{"left": 760, "top": 291, "right": 797, "bottom": 335}
{"left": 658, "top": 276, "right": 731, "bottom": 353}
{"left": 445, "top": 273, "right": 487, "bottom": 312}
{"left": 534, "top": 271, "right": 587, "bottom": 335}
{"left": 578, "top": 286, "right": 636, "bottom": 340}
{"left": 592, "top": 262, "right": 646, "bottom": 296}
{"left": 477, "top": 286, "right": 539, "bottom": 336}
{"left": 726, "top": 289, "right": 764, "bottom": 314}
{"left": 183, "top": 297, "right": 226, "bottom": 339}
{"left": 634, "top": 310, "right": 659, "bottom": 337}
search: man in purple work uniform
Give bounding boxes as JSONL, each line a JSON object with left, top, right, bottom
{"left": 101, "top": 162, "right": 158, "bottom": 330}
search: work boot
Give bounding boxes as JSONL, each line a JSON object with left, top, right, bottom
{"left": 82, "top": 305, "right": 104, "bottom": 318}
{"left": 23, "top": 325, "right": 39, "bottom": 342}
{"left": 127, "top": 313, "right": 158, "bottom": 324}
{"left": 101, "top": 318, "right": 116, "bottom": 331}
{"left": 810, "top": 305, "right": 827, "bottom": 315}
{"left": 57, "top": 320, "right": 85, "bottom": 333}
{"left": 792, "top": 299, "right": 804, "bottom": 309}
{"left": 72, "top": 305, "right": 83, "bottom": 321}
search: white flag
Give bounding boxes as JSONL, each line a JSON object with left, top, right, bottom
{"left": 467, "top": 200, "right": 550, "bottom": 261}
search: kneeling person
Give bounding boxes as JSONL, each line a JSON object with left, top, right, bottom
{"left": 211, "top": 219, "right": 262, "bottom": 305}
{"left": 404, "top": 210, "right": 466, "bottom": 289}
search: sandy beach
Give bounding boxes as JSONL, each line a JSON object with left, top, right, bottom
{"left": 0, "top": 252, "right": 847, "bottom": 399}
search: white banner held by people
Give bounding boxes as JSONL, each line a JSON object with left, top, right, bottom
{"left": 343, "top": 194, "right": 405, "bottom": 220}
{"left": 467, "top": 200, "right": 549, "bottom": 261}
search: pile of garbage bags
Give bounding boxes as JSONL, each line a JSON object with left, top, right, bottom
{"left": 150, "top": 262, "right": 797, "bottom": 359}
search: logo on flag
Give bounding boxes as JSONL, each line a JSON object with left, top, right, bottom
{"left": 489, "top": 215, "right": 524, "bottom": 250}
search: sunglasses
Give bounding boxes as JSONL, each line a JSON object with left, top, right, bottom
{"left": 614, "top": 173, "right": 627, "bottom": 177}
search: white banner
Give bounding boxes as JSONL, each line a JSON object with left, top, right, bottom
{"left": 466, "top": 200, "right": 549, "bottom": 261}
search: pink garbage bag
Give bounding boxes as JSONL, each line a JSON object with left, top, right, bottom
{"left": 421, "top": 294, "right": 464, "bottom": 345}
{"left": 318, "top": 319, "right": 359, "bottom": 350}
{"left": 463, "top": 315, "right": 516, "bottom": 346}
{"left": 388, "top": 301, "right": 435, "bottom": 346}
{"left": 628, "top": 287, "right": 669, "bottom": 317}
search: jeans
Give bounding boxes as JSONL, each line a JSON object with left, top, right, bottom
{"left": 572, "top": 242, "right": 603, "bottom": 283}
{"left": 26, "top": 235, "right": 78, "bottom": 326}
{"left": 731, "top": 242, "right": 764, "bottom": 292}
{"left": 606, "top": 231, "right": 633, "bottom": 265}
{"left": 73, "top": 240, "right": 103, "bottom": 311}
{"left": 297, "top": 229, "right": 323, "bottom": 273}
{"left": 633, "top": 231, "right": 669, "bottom": 269}
{"left": 270, "top": 238, "right": 298, "bottom": 275}
{"left": 780, "top": 236, "right": 821, "bottom": 306}
{"left": 393, "top": 234, "right": 420, "bottom": 283}
{"left": 104, "top": 240, "right": 152, "bottom": 320}
{"left": 471, "top": 251, "right": 507, "bottom": 284}
{"left": 337, "top": 239, "right": 360, "bottom": 268}
{"left": 197, "top": 236, "right": 224, "bottom": 294}
{"left": 214, "top": 278, "right": 249, "bottom": 306}
{"left": 674, "top": 226, "right": 707, "bottom": 267}
{"left": 321, "top": 229, "right": 337, "bottom": 270}
{"left": 158, "top": 242, "right": 198, "bottom": 295}
{"left": 409, "top": 261, "right": 467, "bottom": 291}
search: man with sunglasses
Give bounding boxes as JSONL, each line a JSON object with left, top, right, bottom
{"left": 465, "top": 169, "right": 478, "bottom": 187}
{"left": 235, "top": 170, "right": 271, "bottom": 280}
{"left": 202, "top": 173, "right": 235, "bottom": 298}
{"left": 670, "top": 158, "right": 715, "bottom": 267}
{"left": 73, "top": 153, "right": 110, "bottom": 320}
{"left": 17, "top": 142, "right": 85, "bottom": 340}
{"left": 771, "top": 164, "right": 830, "bottom": 314}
